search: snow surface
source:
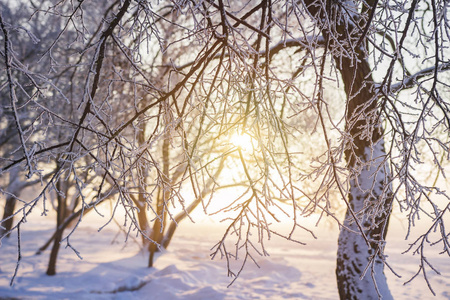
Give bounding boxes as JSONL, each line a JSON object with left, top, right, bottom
{"left": 0, "top": 214, "right": 449, "bottom": 300}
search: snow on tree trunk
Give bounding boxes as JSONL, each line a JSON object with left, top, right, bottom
{"left": 336, "top": 55, "right": 394, "bottom": 300}
{"left": 334, "top": 43, "right": 394, "bottom": 299}
{"left": 300, "top": 0, "right": 395, "bottom": 296}
{"left": 336, "top": 141, "right": 393, "bottom": 299}
{"left": 303, "top": 1, "right": 396, "bottom": 296}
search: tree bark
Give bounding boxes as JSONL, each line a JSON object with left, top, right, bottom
{"left": 148, "top": 135, "right": 170, "bottom": 267}
{"left": 0, "top": 167, "right": 20, "bottom": 238}
{"left": 135, "top": 121, "right": 152, "bottom": 247}
{"left": 46, "top": 179, "right": 67, "bottom": 276}
{"left": 334, "top": 16, "right": 394, "bottom": 300}
{"left": 302, "top": 1, "right": 394, "bottom": 298}
{"left": 1, "top": 195, "right": 16, "bottom": 238}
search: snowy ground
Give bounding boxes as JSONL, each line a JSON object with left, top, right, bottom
{"left": 0, "top": 213, "right": 449, "bottom": 299}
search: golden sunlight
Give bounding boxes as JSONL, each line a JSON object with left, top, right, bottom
{"left": 230, "top": 132, "right": 255, "bottom": 152}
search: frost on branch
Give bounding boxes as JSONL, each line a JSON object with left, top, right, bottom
{"left": 0, "top": 0, "right": 449, "bottom": 297}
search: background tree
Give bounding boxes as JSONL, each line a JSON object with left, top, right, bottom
{"left": 1, "top": 0, "right": 449, "bottom": 299}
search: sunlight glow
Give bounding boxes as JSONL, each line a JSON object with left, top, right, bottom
{"left": 230, "top": 132, "right": 255, "bottom": 152}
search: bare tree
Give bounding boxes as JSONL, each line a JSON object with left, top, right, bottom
{"left": 1, "top": 0, "right": 449, "bottom": 298}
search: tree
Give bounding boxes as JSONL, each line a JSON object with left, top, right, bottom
{"left": 0, "top": 0, "right": 120, "bottom": 276}
{"left": 0, "top": 2, "right": 53, "bottom": 237}
{"left": 1, "top": 0, "right": 449, "bottom": 299}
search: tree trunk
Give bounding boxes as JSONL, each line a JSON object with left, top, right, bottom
{"left": 46, "top": 220, "right": 63, "bottom": 276}
{"left": 46, "top": 179, "right": 67, "bottom": 276}
{"left": 148, "top": 135, "right": 170, "bottom": 267}
{"left": 334, "top": 30, "right": 394, "bottom": 300}
{"left": 135, "top": 196, "right": 151, "bottom": 246}
{"left": 336, "top": 140, "right": 393, "bottom": 300}
{"left": 1, "top": 195, "right": 16, "bottom": 238}
{"left": 0, "top": 167, "right": 20, "bottom": 238}
{"left": 302, "top": 1, "right": 394, "bottom": 298}
{"left": 135, "top": 120, "right": 151, "bottom": 247}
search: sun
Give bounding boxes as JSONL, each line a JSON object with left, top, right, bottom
{"left": 230, "top": 132, "right": 255, "bottom": 152}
